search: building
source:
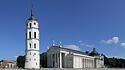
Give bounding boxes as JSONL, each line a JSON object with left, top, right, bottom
{"left": 89, "top": 48, "right": 104, "bottom": 68}
{"left": 23, "top": 3, "right": 103, "bottom": 69}
{"left": 0, "top": 60, "right": 16, "bottom": 68}
{"left": 47, "top": 45, "right": 104, "bottom": 68}
{"left": 24, "top": 7, "right": 40, "bottom": 69}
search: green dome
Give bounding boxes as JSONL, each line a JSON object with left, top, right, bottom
{"left": 89, "top": 48, "right": 100, "bottom": 56}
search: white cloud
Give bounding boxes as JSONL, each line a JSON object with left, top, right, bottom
{"left": 112, "top": 37, "right": 119, "bottom": 44}
{"left": 80, "top": 43, "right": 94, "bottom": 48}
{"left": 121, "top": 42, "right": 125, "bottom": 47}
{"left": 101, "top": 36, "right": 125, "bottom": 48}
{"left": 78, "top": 40, "right": 94, "bottom": 48}
{"left": 64, "top": 45, "right": 80, "bottom": 50}
{"left": 101, "top": 37, "right": 119, "bottom": 44}
{"left": 78, "top": 40, "right": 83, "bottom": 43}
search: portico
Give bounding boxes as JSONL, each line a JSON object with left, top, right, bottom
{"left": 47, "top": 45, "right": 104, "bottom": 68}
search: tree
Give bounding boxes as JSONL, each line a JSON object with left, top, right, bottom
{"left": 16, "top": 56, "right": 25, "bottom": 68}
{"left": 16, "top": 52, "right": 48, "bottom": 68}
{"left": 40, "top": 52, "right": 47, "bottom": 68}
{"left": 103, "top": 55, "right": 125, "bottom": 68}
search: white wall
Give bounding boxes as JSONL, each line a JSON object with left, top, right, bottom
{"left": 46, "top": 47, "right": 104, "bottom": 69}
{"left": 65, "top": 54, "right": 73, "bottom": 68}
{"left": 73, "top": 56, "right": 83, "bottom": 68}
{"left": 25, "top": 18, "right": 40, "bottom": 69}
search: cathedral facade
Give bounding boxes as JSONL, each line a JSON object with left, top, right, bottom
{"left": 47, "top": 45, "right": 104, "bottom": 68}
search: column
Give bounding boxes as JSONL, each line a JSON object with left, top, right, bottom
{"left": 85, "top": 58, "right": 86, "bottom": 68}
{"left": 89, "top": 59, "right": 91, "bottom": 68}
{"left": 51, "top": 54, "right": 53, "bottom": 67}
{"left": 64, "top": 54, "right": 66, "bottom": 68}
{"left": 90, "top": 60, "right": 92, "bottom": 68}
{"left": 50, "top": 54, "right": 52, "bottom": 67}
{"left": 54, "top": 53, "right": 57, "bottom": 68}
{"left": 57, "top": 53, "right": 59, "bottom": 68}
{"left": 88, "top": 59, "right": 90, "bottom": 68}
{"left": 92, "top": 60, "right": 94, "bottom": 68}
{"left": 90, "top": 60, "right": 91, "bottom": 68}
{"left": 83, "top": 58, "right": 84, "bottom": 68}
{"left": 84, "top": 58, "right": 85, "bottom": 68}
{"left": 87, "top": 59, "right": 88, "bottom": 68}
{"left": 60, "top": 53, "right": 62, "bottom": 68}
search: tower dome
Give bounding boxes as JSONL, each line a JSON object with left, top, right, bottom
{"left": 28, "top": 15, "right": 37, "bottom": 20}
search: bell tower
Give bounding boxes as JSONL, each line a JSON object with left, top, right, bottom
{"left": 25, "top": 6, "right": 40, "bottom": 69}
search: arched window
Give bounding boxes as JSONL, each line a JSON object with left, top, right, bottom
{"left": 30, "top": 52, "right": 31, "bottom": 55}
{"left": 34, "top": 23, "right": 36, "bottom": 25}
{"left": 34, "top": 32, "right": 36, "bottom": 38}
{"left": 34, "top": 43, "right": 36, "bottom": 48}
{"left": 29, "top": 23, "right": 31, "bottom": 28}
{"left": 29, "top": 32, "right": 31, "bottom": 38}
{"left": 29, "top": 43, "right": 31, "bottom": 48}
{"left": 34, "top": 53, "right": 36, "bottom": 55}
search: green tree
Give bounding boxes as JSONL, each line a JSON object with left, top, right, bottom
{"left": 16, "top": 52, "right": 48, "bottom": 68}
{"left": 40, "top": 52, "right": 47, "bottom": 68}
{"left": 16, "top": 56, "right": 25, "bottom": 68}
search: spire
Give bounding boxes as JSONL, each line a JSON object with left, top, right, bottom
{"left": 28, "top": 1, "right": 37, "bottom": 20}
{"left": 31, "top": 3, "right": 34, "bottom": 17}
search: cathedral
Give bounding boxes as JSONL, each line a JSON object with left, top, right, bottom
{"left": 47, "top": 45, "right": 104, "bottom": 68}
{"left": 24, "top": 5, "right": 104, "bottom": 69}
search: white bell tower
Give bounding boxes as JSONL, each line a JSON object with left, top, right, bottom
{"left": 25, "top": 7, "right": 40, "bottom": 69}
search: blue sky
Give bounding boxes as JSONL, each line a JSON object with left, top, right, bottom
{"left": 0, "top": 0, "right": 125, "bottom": 60}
